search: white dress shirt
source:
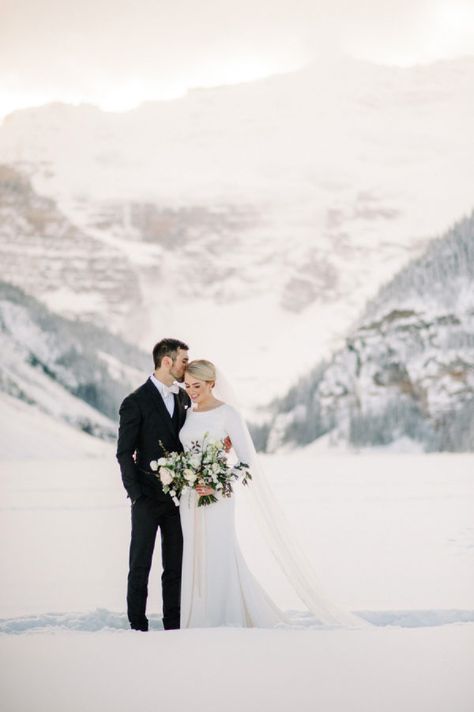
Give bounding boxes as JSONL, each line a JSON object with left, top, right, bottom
{"left": 150, "top": 374, "right": 177, "bottom": 417}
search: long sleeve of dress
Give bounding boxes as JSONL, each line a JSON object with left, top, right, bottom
{"left": 223, "top": 406, "right": 257, "bottom": 469}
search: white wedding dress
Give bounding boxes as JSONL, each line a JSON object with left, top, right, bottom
{"left": 179, "top": 399, "right": 365, "bottom": 630}
{"left": 179, "top": 403, "right": 286, "bottom": 628}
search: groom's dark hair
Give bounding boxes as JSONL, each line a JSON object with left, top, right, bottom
{"left": 153, "top": 338, "right": 189, "bottom": 368}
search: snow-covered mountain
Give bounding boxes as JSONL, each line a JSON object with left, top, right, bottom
{"left": 0, "top": 55, "right": 473, "bottom": 407}
{"left": 0, "top": 281, "right": 149, "bottom": 441}
{"left": 265, "top": 211, "right": 474, "bottom": 452}
{"left": 0, "top": 165, "right": 141, "bottom": 330}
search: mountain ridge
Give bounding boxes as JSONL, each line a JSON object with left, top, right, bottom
{"left": 263, "top": 210, "right": 474, "bottom": 452}
{"left": 1, "top": 55, "right": 473, "bottom": 408}
{"left": 0, "top": 280, "right": 150, "bottom": 440}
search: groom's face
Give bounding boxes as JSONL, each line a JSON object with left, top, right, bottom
{"left": 170, "top": 348, "right": 189, "bottom": 382}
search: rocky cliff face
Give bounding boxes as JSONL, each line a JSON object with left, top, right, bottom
{"left": 265, "top": 212, "right": 474, "bottom": 452}
{"left": 0, "top": 165, "right": 141, "bottom": 332}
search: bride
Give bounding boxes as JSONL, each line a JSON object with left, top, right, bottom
{"left": 178, "top": 359, "right": 363, "bottom": 629}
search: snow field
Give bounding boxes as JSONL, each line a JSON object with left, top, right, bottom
{"left": 1, "top": 447, "right": 473, "bottom": 711}
{"left": 1, "top": 625, "right": 474, "bottom": 712}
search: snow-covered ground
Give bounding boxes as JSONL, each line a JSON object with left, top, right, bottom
{"left": 0, "top": 393, "right": 113, "bottom": 460}
{"left": 2, "top": 625, "right": 473, "bottom": 712}
{"left": 1, "top": 439, "right": 473, "bottom": 711}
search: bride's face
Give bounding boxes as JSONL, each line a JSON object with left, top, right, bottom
{"left": 184, "top": 374, "right": 213, "bottom": 405}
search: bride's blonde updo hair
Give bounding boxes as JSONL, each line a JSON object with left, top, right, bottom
{"left": 185, "top": 359, "right": 216, "bottom": 385}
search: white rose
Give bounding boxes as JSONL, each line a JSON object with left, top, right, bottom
{"left": 150, "top": 460, "right": 159, "bottom": 472}
{"left": 158, "top": 457, "right": 168, "bottom": 466}
{"left": 189, "top": 455, "right": 201, "bottom": 469}
{"left": 159, "top": 467, "right": 173, "bottom": 486}
{"left": 184, "top": 469, "right": 197, "bottom": 483}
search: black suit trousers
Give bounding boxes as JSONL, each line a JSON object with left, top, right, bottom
{"left": 127, "top": 495, "right": 183, "bottom": 630}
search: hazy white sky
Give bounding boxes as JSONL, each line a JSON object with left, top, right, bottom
{"left": 1, "top": 0, "right": 474, "bottom": 117}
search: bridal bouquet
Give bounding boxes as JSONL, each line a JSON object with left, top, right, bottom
{"left": 150, "top": 436, "right": 252, "bottom": 507}
{"left": 149, "top": 449, "right": 187, "bottom": 507}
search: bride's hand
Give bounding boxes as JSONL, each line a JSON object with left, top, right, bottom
{"left": 195, "top": 485, "right": 214, "bottom": 496}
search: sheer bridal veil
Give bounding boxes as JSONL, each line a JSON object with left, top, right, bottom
{"left": 213, "top": 366, "right": 366, "bottom": 628}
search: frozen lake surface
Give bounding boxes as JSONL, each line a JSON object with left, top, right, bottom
{"left": 1, "top": 449, "right": 473, "bottom": 711}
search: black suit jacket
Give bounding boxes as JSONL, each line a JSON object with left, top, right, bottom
{"left": 116, "top": 378, "right": 191, "bottom": 502}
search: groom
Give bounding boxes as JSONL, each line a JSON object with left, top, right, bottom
{"left": 116, "top": 338, "right": 191, "bottom": 631}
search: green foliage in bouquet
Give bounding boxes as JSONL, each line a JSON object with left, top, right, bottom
{"left": 151, "top": 434, "right": 252, "bottom": 507}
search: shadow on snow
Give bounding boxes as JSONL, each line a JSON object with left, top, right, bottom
{"left": 1, "top": 609, "right": 474, "bottom": 634}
